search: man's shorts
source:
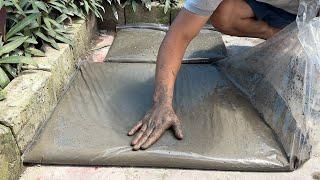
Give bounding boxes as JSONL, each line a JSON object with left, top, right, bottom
{"left": 246, "top": 0, "right": 297, "bottom": 29}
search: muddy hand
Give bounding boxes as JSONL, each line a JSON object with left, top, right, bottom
{"left": 128, "top": 104, "right": 183, "bottom": 150}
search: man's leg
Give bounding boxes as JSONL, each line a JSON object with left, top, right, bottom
{"left": 210, "top": 0, "right": 280, "bottom": 39}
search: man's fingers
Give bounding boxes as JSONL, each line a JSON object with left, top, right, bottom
{"left": 131, "top": 124, "right": 147, "bottom": 145}
{"left": 172, "top": 120, "right": 183, "bottom": 139}
{"left": 141, "top": 127, "right": 165, "bottom": 150}
{"left": 128, "top": 120, "right": 143, "bottom": 136}
{"left": 133, "top": 128, "right": 154, "bottom": 150}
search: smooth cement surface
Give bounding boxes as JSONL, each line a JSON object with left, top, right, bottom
{"left": 23, "top": 63, "right": 290, "bottom": 171}
{"left": 105, "top": 28, "right": 227, "bottom": 63}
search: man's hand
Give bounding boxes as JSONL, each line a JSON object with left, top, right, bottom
{"left": 128, "top": 103, "right": 183, "bottom": 150}
{"left": 127, "top": 9, "right": 208, "bottom": 151}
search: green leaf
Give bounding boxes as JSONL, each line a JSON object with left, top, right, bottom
{"left": 34, "top": 1, "right": 48, "bottom": 13}
{"left": 96, "top": 2, "right": 105, "bottom": 11}
{"left": 35, "top": 31, "right": 60, "bottom": 50}
{"left": 66, "top": 7, "right": 85, "bottom": 19}
{"left": 43, "top": 25, "right": 56, "bottom": 35}
{"left": 83, "top": 0, "right": 89, "bottom": 14}
{"left": 142, "top": 0, "right": 152, "bottom": 11}
{"left": 20, "top": 0, "right": 29, "bottom": 8}
{"left": 0, "top": 56, "right": 38, "bottom": 67}
{"left": 12, "top": 0, "right": 25, "bottom": 16}
{"left": 54, "top": 26, "right": 72, "bottom": 34}
{"left": 34, "top": 31, "right": 60, "bottom": 50}
{"left": 111, "top": 4, "right": 118, "bottom": 20}
{"left": 26, "top": 47, "right": 46, "bottom": 57}
{"left": 0, "top": 0, "right": 4, "bottom": 9}
{"left": 50, "top": 5, "right": 62, "bottom": 13}
{"left": 132, "top": 0, "right": 137, "bottom": 13}
{"left": 43, "top": 17, "right": 52, "bottom": 30}
{"left": 164, "top": 0, "right": 170, "bottom": 14}
{"left": 48, "top": 18, "right": 63, "bottom": 29}
{"left": 2, "top": 64, "right": 17, "bottom": 78}
{"left": 45, "top": 26, "right": 73, "bottom": 46}
{"left": 122, "top": 1, "right": 131, "bottom": 7}
{"left": 0, "top": 36, "right": 3, "bottom": 47}
{"left": 95, "top": 2, "right": 105, "bottom": 13}
{"left": 24, "top": 9, "right": 40, "bottom": 14}
{"left": 93, "top": 9, "right": 103, "bottom": 20}
{"left": 26, "top": 36, "right": 38, "bottom": 44}
{"left": 3, "top": 1, "right": 13, "bottom": 6}
{"left": 0, "top": 89, "right": 6, "bottom": 101}
{"left": 7, "top": 35, "right": 38, "bottom": 45}
{"left": 0, "top": 36, "right": 28, "bottom": 56}
{"left": 49, "top": 1, "right": 66, "bottom": 9}
{"left": 5, "top": 14, "right": 38, "bottom": 41}
{"left": 30, "top": 0, "right": 40, "bottom": 13}
{"left": 69, "top": 2, "right": 78, "bottom": 10}
{"left": 56, "top": 34, "right": 73, "bottom": 46}
{"left": 56, "top": 14, "right": 69, "bottom": 23}
{"left": 0, "top": 67, "right": 10, "bottom": 89}
{"left": 7, "top": 35, "right": 24, "bottom": 42}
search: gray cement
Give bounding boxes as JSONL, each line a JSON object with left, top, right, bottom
{"left": 23, "top": 63, "right": 288, "bottom": 171}
{"left": 105, "top": 28, "right": 227, "bottom": 63}
{"left": 21, "top": 22, "right": 320, "bottom": 177}
{"left": 20, "top": 29, "right": 320, "bottom": 180}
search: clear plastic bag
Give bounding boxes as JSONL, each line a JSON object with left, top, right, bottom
{"left": 297, "top": 0, "right": 320, "bottom": 152}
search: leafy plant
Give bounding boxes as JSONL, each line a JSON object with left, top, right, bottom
{"left": 0, "top": 0, "right": 177, "bottom": 99}
{"left": 4, "top": 0, "right": 104, "bottom": 51}
{"left": 0, "top": 0, "right": 105, "bottom": 97}
{"left": 105, "top": 0, "right": 178, "bottom": 20}
{"left": 124, "top": 0, "right": 178, "bottom": 14}
{"left": 160, "top": 0, "right": 178, "bottom": 13}
{"left": 80, "top": 0, "right": 105, "bottom": 19}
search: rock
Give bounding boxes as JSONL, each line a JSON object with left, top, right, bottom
{"left": 0, "top": 125, "right": 21, "bottom": 180}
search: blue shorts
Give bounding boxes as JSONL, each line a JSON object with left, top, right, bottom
{"left": 246, "top": 0, "right": 296, "bottom": 29}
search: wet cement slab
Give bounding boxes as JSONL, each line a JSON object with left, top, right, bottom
{"left": 23, "top": 63, "right": 289, "bottom": 171}
{"left": 105, "top": 28, "right": 227, "bottom": 63}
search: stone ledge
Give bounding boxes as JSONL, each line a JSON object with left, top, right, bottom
{"left": 0, "top": 15, "right": 96, "bottom": 178}
{"left": 0, "top": 70, "right": 52, "bottom": 151}
{"left": 0, "top": 125, "right": 21, "bottom": 180}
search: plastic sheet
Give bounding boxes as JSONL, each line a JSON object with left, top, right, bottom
{"left": 296, "top": 0, "right": 320, "bottom": 153}
{"left": 105, "top": 27, "right": 227, "bottom": 63}
{"left": 116, "top": 24, "right": 217, "bottom": 31}
{"left": 23, "top": 63, "right": 289, "bottom": 171}
{"left": 217, "top": 22, "right": 312, "bottom": 169}
{"left": 116, "top": 23, "right": 169, "bottom": 31}
{"left": 24, "top": 13, "right": 318, "bottom": 170}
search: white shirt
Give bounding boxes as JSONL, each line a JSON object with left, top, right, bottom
{"left": 184, "top": 0, "right": 299, "bottom": 16}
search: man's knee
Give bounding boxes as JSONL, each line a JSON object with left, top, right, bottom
{"left": 210, "top": 0, "right": 243, "bottom": 33}
{"left": 210, "top": 0, "right": 254, "bottom": 32}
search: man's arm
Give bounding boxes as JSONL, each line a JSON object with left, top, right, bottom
{"left": 128, "top": 9, "right": 209, "bottom": 150}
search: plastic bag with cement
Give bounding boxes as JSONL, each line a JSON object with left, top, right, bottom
{"left": 297, "top": 0, "right": 320, "bottom": 155}
{"left": 217, "top": 22, "right": 312, "bottom": 169}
